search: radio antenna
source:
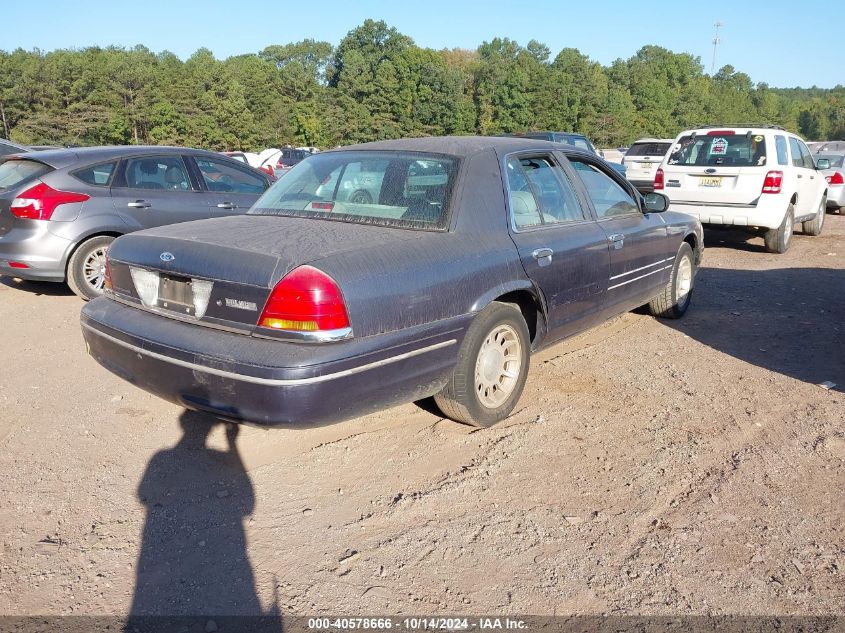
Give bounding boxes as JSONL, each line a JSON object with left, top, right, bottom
{"left": 711, "top": 21, "right": 723, "bottom": 74}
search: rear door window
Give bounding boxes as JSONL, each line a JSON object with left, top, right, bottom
{"left": 120, "top": 155, "right": 193, "bottom": 191}
{"left": 73, "top": 161, "right": 116, "bottom": 186}
{"left": 194, "top": 157, "right": 268, "bottom": 194}
{"left": 506, "top": 156, "right": 584, "bottom": 229}
{"left": 669, "top": 133, "right": 767, "bottom": 167}
{"left": 788, "top": 137, "right": 805, "bottom": 168}
{"left": 0, "top": 159, "right": 52, "bottom": 191}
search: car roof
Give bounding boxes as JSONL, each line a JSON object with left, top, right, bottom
{"left": 631, "top": 138, "right": 674, "bottom": 144}
{"left": 331, "top": 135, "right": 597, "bottom": 159}
{"left": 5, "top": 145, "right": 224, "bottom": 170}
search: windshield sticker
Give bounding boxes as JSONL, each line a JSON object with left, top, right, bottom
{"left": 710, "top": 138, "right": 728, "bottom": 155}
{"left": 754, "top": 135, "right": 764, "bottom": 142}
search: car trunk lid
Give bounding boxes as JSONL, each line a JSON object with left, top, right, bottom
{"left": 106, "top": 214, "right": 418, "bottom": 330}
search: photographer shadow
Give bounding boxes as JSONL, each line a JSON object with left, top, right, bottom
{"left": 128, "top": 409, "right": 281, "bottom": 629}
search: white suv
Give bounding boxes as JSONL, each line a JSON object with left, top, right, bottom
{"left": 655, "top": 125, "right": 828, "bottom": 253}
{"left": 622, "top": 138, "right": 673, "bottom": 194}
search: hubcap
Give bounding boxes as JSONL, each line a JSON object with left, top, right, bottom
{"left": 474, "top": 324, "right": 522, "bottom": 409}
{"left": 83, "top": 247, "right": 108, "bottom": 292}
{"left": 676, "top": 255, "right": 693, "bottom": 306}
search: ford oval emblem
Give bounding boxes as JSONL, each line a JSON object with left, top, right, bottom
{"left": 159, "top": 252, "right": 175, "bottom": 262}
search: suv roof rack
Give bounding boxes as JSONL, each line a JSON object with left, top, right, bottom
{"left": 692, "top": 124, "right": 786, "bottom": 131}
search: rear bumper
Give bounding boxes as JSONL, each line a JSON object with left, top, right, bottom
{"left": 81, "top": 297, "right": 466, "bottom": 427}
{"left": 0, "top": 223, "right": 71, "bottom": 281}
{"left": 667, "top": 200, "right": 786, "bottom": 230}
{"left": 826, "top": 185, "right": 844, "bottom": 208}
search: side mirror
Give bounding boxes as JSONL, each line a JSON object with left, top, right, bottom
{"left": 643, "top": 192, "right": 669, "bottom": 213}
{"left": 816, "top": 158, "right": 831, "bottom": 170}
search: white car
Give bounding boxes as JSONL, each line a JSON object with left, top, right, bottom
{"left": 656, "top": 125, "right": 828, "bottom": 253}
{"left": 622, "top": 138, "right": 673, "bottom": 193}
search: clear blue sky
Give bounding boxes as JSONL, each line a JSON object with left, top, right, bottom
{"left": 2, "top": 0, "right": 839, "bottom": 88}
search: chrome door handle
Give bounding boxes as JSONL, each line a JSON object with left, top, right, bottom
{"left": 217, "top": 202, "right": 237, "bottom": 209}
{"left": 797, "top": 174, "right": 803, "bottom": 178}
{"left": 127, "top": 200, "right": 151, "bottom": 208}
{"left": 532, "top": 248, "right": 553, "bottom": 267}
{"left": 608, "top": 233, "right": 625, "bottom": 249}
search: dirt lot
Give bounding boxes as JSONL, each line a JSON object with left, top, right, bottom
{"left": 0, "top": 216, "right": 843, "bottom": 617}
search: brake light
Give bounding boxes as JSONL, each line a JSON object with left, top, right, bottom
{"left": 8, "top": 261, "right": 29, "bottom": 269}
{"left": 259, "top": 165, "right": 274, "bottom": 177}
{"left": 826, "top": 171, "right": 844, "bottom": 185}
{"left": 706, "top": 130, "right": 736, "bottom": 136}
{"left": 654, "top": 168, "right": 664, "bottom": 190}
{"left": 258, "top": 265, "right": 350, "bottom": 332}
{"left": 761, "top": 171, "right": 783, "bottom": 194}
{"left": 10, "top": 182, "right": 89, "bottom": 220}
{"left": 311, "top": 201, "right": 334, "bottom": 211}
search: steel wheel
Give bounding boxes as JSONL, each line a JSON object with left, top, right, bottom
{"left": 474, "top": 323, "right": 522, "bottom": 409}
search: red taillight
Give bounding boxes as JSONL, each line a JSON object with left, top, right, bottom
{"left": 826, "top": 171, "right": 844, "bottom": 185}
{"left": 706, "top": 130, "right": 736, "bottom": 136}
{"left": 311, "top": 201, "right": 334, "bottom": 211}
{"left": 8, "top": 261, "right": 29, "bottom": 269}
{"left": 259, "top": 165, "right": 274, "bottom": 177}
{"left": 761, "top": 171, "right": 783, "bottom": 194}
{"left": 10, "top": 182, "right": 89, "bottom": 220}
{"left": 654, "top": 168, "right": 665, "bottom": 190}
{"left": 258, "top": 265, "right": 350, "bottom": 332}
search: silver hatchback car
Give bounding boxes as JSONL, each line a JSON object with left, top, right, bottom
{"left": 0, "top": 146, "right": 272, "bottom": 299}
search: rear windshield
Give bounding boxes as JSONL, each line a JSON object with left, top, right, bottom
{"left": 552, "top": 134, "right": 595, "bottom": 153}
{"left": 249, "top": 151, "right": 458, "bottom": 230}
{"left": 626, "top": 142, "right": 672, "bottom": 157}
{"left": 668, "top": 133, "right": 767, "bottom": 167}
{"left": 816, "top": 154, "right": 844, "bottom": 168}
{"left": 0, "top": 159, "right": 52, "bottom": 191}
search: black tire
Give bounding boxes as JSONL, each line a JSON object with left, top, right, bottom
{"left": 349, "top": 190, "right": 372, "bottom": 204}
{"left": 764, "top": 204, "right": 794, "bottom": 254}
{"left": 802, "top": 197, "right": 826, "bottom": 236}
{"left": 647, "top": 242, "right": 695, "bottom": 319}
{"left": 67, "top": 235, "right": 115, "bottom": 300}
{"left": 434, "top": 301, "right": 530, "bottom": 427}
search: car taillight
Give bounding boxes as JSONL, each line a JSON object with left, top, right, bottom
{"left": 10, "top": 182, "right": 89, "bottom": 220}
{"left": 826, "top": 171, "right": 844, "bottom": 185}
{"left": 707, "top": 130, "right": 736, "bottom": 136}
{"left": 259, "top": 165, "right": 274, "bottom": 177}
{"left": 654, "top": 168, "right": 664, "bottom": 190}
{"left": 761, "top": 171, "right": 783, "bottom": 194}
{"left": 258, "top": 265, "right": 350, "bottom": 332}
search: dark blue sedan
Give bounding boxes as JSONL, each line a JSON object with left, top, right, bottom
{"left": 81, "top": 136, "right": 703, "bottom": 428}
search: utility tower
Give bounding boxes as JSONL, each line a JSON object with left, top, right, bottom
{"left": 711, "top": 21, "right": 722, "bottom": 74}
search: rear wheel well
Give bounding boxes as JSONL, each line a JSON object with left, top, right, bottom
{"left": 494, "top": 290, "right": 543, "bottom": 347}
{"left": 65, "top": 232, "right": 122, "bottom": 278}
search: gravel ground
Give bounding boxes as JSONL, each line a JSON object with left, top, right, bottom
{"left": 0, "top": 215, "right": 843, "bottom": 617}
